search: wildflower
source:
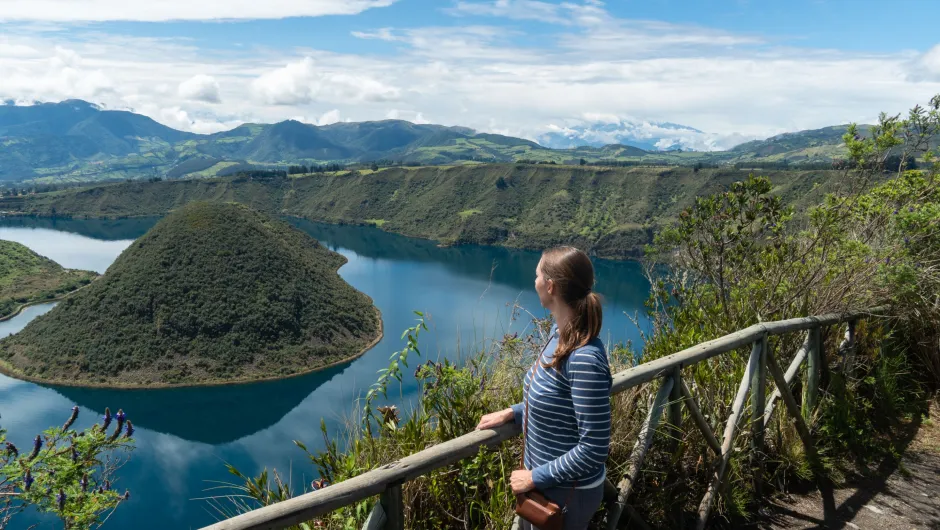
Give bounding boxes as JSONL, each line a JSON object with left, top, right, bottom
{"left": 123, "top": 490, "right": 131, "bottom": 501}
{"left": 104, "top": 480, "right": 111, "bottom": 491}
{"left": 116, "top": 409, "right": 126, "bottom": 425}
{"left": 98, "top": 486, "right": 104, "bottom": 494}
{"left": 24, "top": 469, "right": 33, "bottom": 492}
{"left": 81, "top": 475, "right": 88, "bottom": 492}
{"left": 909, "top": 207, "right": 914, "bottom": 212}
{"left": 62, "top": 406, "right": 79, "bottom": 431}
{"left": 28, "top": 435, "right": 41, "bottom": 461}
{"left": 57, "top": 490, "right": 66, "bottom": 510}
{"left": 71, "top": 446, "right": 78, "bottom": 462}
{"left": 885, "top": 257, "right": 891, "bottom": 265}
{"left": 102, "top": 407, "right": 112, "bottom": 431}
{"left": 801, "top": 257, "right": 807, "bottom": 265}
{"left": 5, "top": 442, "right": 18, "bottom": 458}
{"left": 894, "top": 209, "right": 899, "bottom": 215}
{"left": 125, "top": 421, "right": 135, "bottom": 438}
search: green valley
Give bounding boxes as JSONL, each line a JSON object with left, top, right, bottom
{"left": 0, "top": 164, "right": 851, "bottom": 259}
{"left": 0, "top": 240, "right": 97, "bottom": 319}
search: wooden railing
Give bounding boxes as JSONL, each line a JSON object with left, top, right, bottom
{"left": 202, "top": 307, "right": 886, "bottom": 530}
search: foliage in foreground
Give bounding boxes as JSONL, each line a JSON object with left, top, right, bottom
{"left": 211, "top": 96, "right": 940, "bottom": 529}
{"left": 0, "top": 406, "right": 135, "bottom": 530}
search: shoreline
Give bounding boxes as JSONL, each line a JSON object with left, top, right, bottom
{"left": 0, "top": 276, "right": 98, "bottom": 322}
{"left": 0, "top": 211, "right": 645, "bottom": 262}
{"left": 0, "top": 305, "right": 384, "bottom": 390}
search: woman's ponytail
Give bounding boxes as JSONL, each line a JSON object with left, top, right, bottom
{"left": 539, "top": 247, "right": 603, "bottom": 370}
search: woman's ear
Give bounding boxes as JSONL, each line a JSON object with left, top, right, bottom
{"left": 546, "top": 278, "right": 554, "bottom": 296}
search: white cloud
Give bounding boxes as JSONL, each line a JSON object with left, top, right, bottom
{"left": 251, "top": 57, "right": 400, "bottom": 106}
{"left": 0, "top": 0, "right": 397, "bottom": 22}
{"left": 911, "top": 44, "right": 940, "bottom": 81}
{"left": 0, "top": 2, "right": 937, "bottom": 148}
{"left": 178, "top": 74, "right": 221, "bottom": 103}
{"left": 315, "top": 108, "right": 341, "bottom": 125}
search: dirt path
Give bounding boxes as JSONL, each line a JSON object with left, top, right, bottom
{"left": 755, "top": 401, "right": 940, "bottom": 530}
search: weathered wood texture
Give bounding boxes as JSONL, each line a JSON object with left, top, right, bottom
{"left": 696, "top": 339, "right": 763, "bottom": 530}
{"left": 606, "top": 377, "right": 675, "bottom": 530}
{"left": 681, "top": 379, "right": 721, "bottom": 456}
{"left": 361, "top": 502, "right": 386, "bottom": 530}
{"left": 764, "top": 332, "right": 810, "bottom": 428}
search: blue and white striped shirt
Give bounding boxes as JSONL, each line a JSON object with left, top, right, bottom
{"left": 510, "top": 326, "right": 612, "bottom": 490}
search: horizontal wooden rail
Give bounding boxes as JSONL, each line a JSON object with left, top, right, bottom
{"left": 201, "top": 306, "right": 887, "bottom": 530}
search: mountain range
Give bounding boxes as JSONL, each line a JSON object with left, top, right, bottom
{"left": 0, "top": 99, "right": 865, "bottom": 183}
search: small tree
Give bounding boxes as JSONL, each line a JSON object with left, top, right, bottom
{"left": 1, "top": 406, "right": 136, "bottom": 529}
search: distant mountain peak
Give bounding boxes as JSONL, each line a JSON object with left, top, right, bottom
{"left": 538, "top": 118, "right": 719, "bottom": 151}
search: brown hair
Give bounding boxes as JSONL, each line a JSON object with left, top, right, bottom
{"left": 539, "top": 246, "right": 603, "bottom": 369}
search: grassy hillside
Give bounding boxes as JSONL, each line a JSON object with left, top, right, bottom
{"left": 0, "top": 240, "right": 97, "bottom": 319}
{"left": 0, "top": 164, "right": 850, "bottom": 259}
{"left": 0, "top": 202, "right": 381, "bottom": 387}
{"left": 1, "top": 100, "right": 881, "bottom": 184}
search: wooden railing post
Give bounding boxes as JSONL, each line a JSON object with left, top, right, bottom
{"left": 668, "top": 367, "right": 683, "bottom": 443}
{"left": 802, "top": 326, "right": 821, "bottom": 421}
{"left": 380, "top": 484, "right": 403, "bottom": 530}
{"left": 696, "top": 337, "right": 763, "bottom": 530}
{"left": 606, "top": 376, "right": 675, "bottom": 530}
{"left": 750, "top": 335, "right": 767, "bottom": 498}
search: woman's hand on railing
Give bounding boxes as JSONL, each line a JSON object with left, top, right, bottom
{"left": 475, "top": 408, "right": 514, "bottom": 430}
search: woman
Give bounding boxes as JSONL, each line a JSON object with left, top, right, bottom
{"left": 476, "top": 246, "right": 611, "bottom": 530}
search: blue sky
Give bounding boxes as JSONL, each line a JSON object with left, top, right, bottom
{"left": 1, "top": 0, "right": 939, "bottom": 149}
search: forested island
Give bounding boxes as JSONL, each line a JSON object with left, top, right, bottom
{"left": 0, "top": 202, "right": 382, "bottom": 387}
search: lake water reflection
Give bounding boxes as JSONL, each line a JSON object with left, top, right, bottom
{"left": 0, "top": 216, "right": 651, "bottom": 529}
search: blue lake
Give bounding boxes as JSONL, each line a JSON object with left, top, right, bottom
{"left": 0, "top": 217, "right": 651, "bottom": 529}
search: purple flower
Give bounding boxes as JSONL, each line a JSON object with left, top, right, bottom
{"left": 57, "top": 490, "right": 66, "bottom": 510}
{"left": 71, "top": 446, "right": 78, "bottom": 462}
{"left": 24, "top": 470, "right": 33, "bottom": 492}
{"left": 125, "top": 421, "right": 134, "bottom": 438}
{"left": 81, "top": 475, "right": 88, "bottom": 492}
{"left": 97, "top": 486, "right": 104, "bottom": 495}
{"left": 62, "top": 406, "right": 79, "bottom": 431}
{"left": 102, "top": 407, "right": 112, "bottom": 431}
{"left": 905, "top": 237, "right": 911, "bottom": 245}
{"left": 123, "top": 490, "right": 131, "bottom": 501}
{"left": 5, "top": 442, "right": 18, "bottom": 458}
{"left": 909, "top": 207, "right": 915, "bottom": 212}
{"left": 801, "top": 257, "right": 807, "bottom": 264}
{"left": 885, "top": 257, "right": 891, "bottom": 265}
{"left": 116, "top": 409, "right": 126, "bottom": 424}
{"left": 104, "top": 480, "right": 111, "bottom": 491}
{"left": 894, "top": 209, "right": 899, "bottom": 215}
{"left": 28, "top": 435, "right": 42, "bottom": 461}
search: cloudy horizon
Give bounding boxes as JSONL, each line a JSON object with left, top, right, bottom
{"left": 1, "top": 0, "right": 939, "bottom": 150}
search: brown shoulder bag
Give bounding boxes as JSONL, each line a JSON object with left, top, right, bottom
{"left": 514, "top": 361, "right": 574, "bottom": 530}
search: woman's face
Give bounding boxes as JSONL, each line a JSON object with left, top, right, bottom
{"left": 535, "top": 257, "right": 553, "bottom": 309}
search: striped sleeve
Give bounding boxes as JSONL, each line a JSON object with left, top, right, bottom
{"left": 510, "top": 401, "right": 523, "bottom": 426}
{"left": 531, "top": 346, "right": 611, "bottom": 489}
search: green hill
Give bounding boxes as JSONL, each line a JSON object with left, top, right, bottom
{"left": 0, "top": 202, "right": 382, "bottom": 387}
{"left": 0, "top": 240, "right": 97, "bottom": 319}
{"left": 0, "top": 164, "right": 852, "bottom": 259}
{"left": 0, "top": 99, "right": 888, "bottom": 184}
